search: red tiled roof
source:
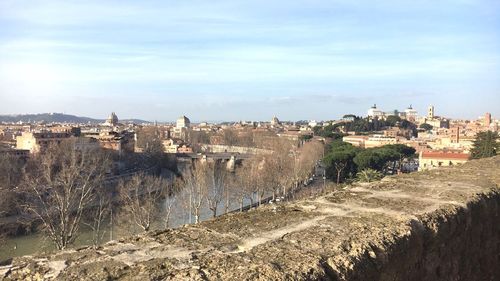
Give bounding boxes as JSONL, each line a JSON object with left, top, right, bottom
{"left": 421, "top": 151, "right": 469, "bottom": 160}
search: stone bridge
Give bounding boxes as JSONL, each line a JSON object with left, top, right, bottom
{"left": 199, "top": 144, "right": 272, "bottom": 155}
{"left": 1, "top": 156, "right": 499, "bottom": 280}
{"left": 176, "top": 152, "right": 252, "bottom": 172}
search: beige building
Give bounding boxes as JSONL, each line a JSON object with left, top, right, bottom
{"left": 342, "top": 135, "right": 369, "bottom": 147}
{"left": 94, "top": 131, "right": 135, "bottom": 154}
{"left": 176, "top": 115, "right": 190, "bottom": 129}
{"left": 383, "top": 127, "right": 413, "bottom": 138}
{"left": 163, "top": 139, "right": 192, "bottom": 154}
{"left": 173, "top": 116, "right": 190, "bottom": 140}
{"left": 418, "top": 150, "right": 469, "bottom": 171}
{"left": 16, "top": 132, "right": 73, "bottom": 153}
{"left": 364, "top": 135, "right": 405, "bottom": 148}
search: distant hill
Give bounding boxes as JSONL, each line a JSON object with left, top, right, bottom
{"left": 0, "top": 113, "right": 151, "bottom": 124}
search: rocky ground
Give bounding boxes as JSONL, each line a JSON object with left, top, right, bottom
{"left": 1, "top": 156, "right": 499, "bottom": 280}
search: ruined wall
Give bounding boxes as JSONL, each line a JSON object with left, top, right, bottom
{"left": 1, "top": 156, "right": 499, "bottom": 280}
{"left": 324, "top": 190, "right": 500, "bottom": 281}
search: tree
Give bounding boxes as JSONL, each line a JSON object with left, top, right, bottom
{"left": 342, "top": 114, "right": 358, "bottom": 120}
{"left": 206, "top": 162, "right": 227, "bottom": 218}
{"left": 182, "top": 163, "right": 209, "bottom": 224}
{"left": 313, "top": 125, "right": 344, "bottom": 139}
{"left": 325, "top": 151, "right": 355, "bottom": 184}
{"left": 143, "top": 137, "right": 166, "bottom": 170}
{"left": 420, "top": 123, "right": 433, "bottom": 131}
{"left": 383, "top": 144, "right": 416, "bottom": 172}
{"left": 223, "top": 129, "right": 239, "bottom": 146}
{"left": 265, "top": 139, "right": 294, "bottom": 199}
{"left": 233, "top": 167, "right": 252, "bottom": 211}
{"left": 135, "top": 126, "right": 163, "bottom": 149}
{"left": 385, "top": 115, "right": 401, "bottom": 127}
{"left": 323, "top": 141, "right": 359, "bottom": 184}
{"left": 231, "top": 156, "right": 263, "bottom": 211}
{"left": 470, "top": 131, "right": 500, "bottom": 159}
{"left": 292, "top": 141, "right": 324, "bottom": 190}
{"left": 0, "top": 153, "right": 24, "bottom": 218}
{"left": 135, "top": 126, "right": 166, "bottom": 169}
{"left": 189, "top": 130, "right": 211, "bottom": 151}
{"left": 23, "top": 140, "right": 111, "bottom": 250}
{"left": 84, "top": 188, "right": 112, "bottom": 248}
{"left": 353, "top": 147, "right": 399, "bottom": 172}
{"left": 119, "top": 173, "right": 168, "bottom": 232}
{"left": 299, "top": 134, "right": 313, "bottom": 141}
{"left": 163, "top": 178, "right": 180, "bottom": 228}
{"left": 356, "top": 169, "right": 384, "bottom": 182}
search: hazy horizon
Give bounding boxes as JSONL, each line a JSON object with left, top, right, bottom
{"left": 1, "top": 0, "right": 499, "bottom": 121}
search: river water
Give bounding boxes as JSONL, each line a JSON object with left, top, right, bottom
{"left": 0, "top": 190, "right": 256, "bottom": 261}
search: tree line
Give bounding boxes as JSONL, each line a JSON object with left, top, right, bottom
{"left": 313, "top": 115, "right": 417, "bottom": 138}
{"left": 323, "top": 141, "right": 416, "bottom": 184}
{"left": 0, "top": 137, "right": 324, "bottom": 252}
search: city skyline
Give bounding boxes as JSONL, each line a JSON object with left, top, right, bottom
{"left": 0, "top": 103, "right": 495, "bottom": 123}
{"left": 1, "top": 0, "right": 499, "bottom": 120}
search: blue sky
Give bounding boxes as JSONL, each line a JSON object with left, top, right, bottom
{"left": 0, "top": 0, "right": 499, "bottom": 121}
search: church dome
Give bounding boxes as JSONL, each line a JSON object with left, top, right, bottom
{"left": 105, "top": 112, "right": 118, "bottom": 126}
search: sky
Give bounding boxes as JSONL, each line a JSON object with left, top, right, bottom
{"left": 0, "top": 0, "right": 499, "bottom": 122}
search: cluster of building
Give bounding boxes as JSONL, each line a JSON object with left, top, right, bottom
{"left": 2, "top": 106, "right": 497, "bottom": 172}
{"left": 160, "top": 115, "right": 318, "bottom": 154}
{"left": 0, "top": 112, "right": 318, "bottom": 159}
{"left": 0, "top": 112, "right": 135, "bottom": 156}
{"left": 343, "top": 105, "right": 499, "bottom": 170}
{"left": 367, "top": 104, "right": 419, "bottom": 122}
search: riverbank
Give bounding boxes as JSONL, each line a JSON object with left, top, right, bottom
{"left": 2, "top": 156, "right": 499, "bottom": 280}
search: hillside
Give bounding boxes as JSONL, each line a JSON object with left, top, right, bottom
{"left": 1, "top": 156, "right": 499, "bottom": 280}
{"left": 0, "top": 113, "right": 150, "bottom": 124}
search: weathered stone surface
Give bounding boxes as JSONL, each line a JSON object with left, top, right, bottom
{"left": 2, "top": 156, "right": 500, "bottom": 280}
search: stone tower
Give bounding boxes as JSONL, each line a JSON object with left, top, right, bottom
{"left": 485, "top": 113, "right": 492, "bottom": 127}
{"left": 428, "top": 105, "right": 435, "bottom": 119}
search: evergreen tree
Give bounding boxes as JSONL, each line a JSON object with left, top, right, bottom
{"left": 470, "top": 131, "right": 500, "bottom": 159}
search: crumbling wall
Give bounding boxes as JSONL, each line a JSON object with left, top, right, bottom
{"left": 323, "top": 191, "right": 500, "bottom": 281}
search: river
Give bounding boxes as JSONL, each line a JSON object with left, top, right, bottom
{"left": 0, "top": 189, "right": 257, "bottom": 261}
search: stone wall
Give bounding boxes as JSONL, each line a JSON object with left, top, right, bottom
{"left": 1, "top": 156, "right": 499, "bottom": 280}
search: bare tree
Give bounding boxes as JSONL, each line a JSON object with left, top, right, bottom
{"left": 231, "top": 168, "right": 248, "bottom": 212}
{"left": 119, "top": 173, "right": 167, "bottom": 232}
{"left": 0, "top": 153, "right": 24, "bottom": 218}
{"left": 222, "top": 174, "right": 234, "bottom": 214}
{"left": 264, "top": 139, "right": 294, "bottom": 199}
{"left": 223, "top": 129, "right": 239, "bottom": 146}
{"left": 163, "top": 195, "right": 176, "bottom": 228}
{"left": 83, "top": 189, "right": 112, "bottom": 248}
{"left": 291, "top": 140, "right": 324, "bottom": 196}
{"left": 188, "top": 130, "right": 212, "bottom": 152}
{"left": 182, "top": 163, "right": 209, "bottom": 224}
{"left": 206, "top": 162, "right": 227, "bottom": 218}
{"left": 162, "top": 178, "right": 179, "bottom": 228}
{"left": 232, "top": 157, "right": 263, "bottom": 210}
{"left": 23, "top": 140, "right": 111, "bottom": 250}
{"left": 249, "top": 157, "right": 266, "bottom": 206}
